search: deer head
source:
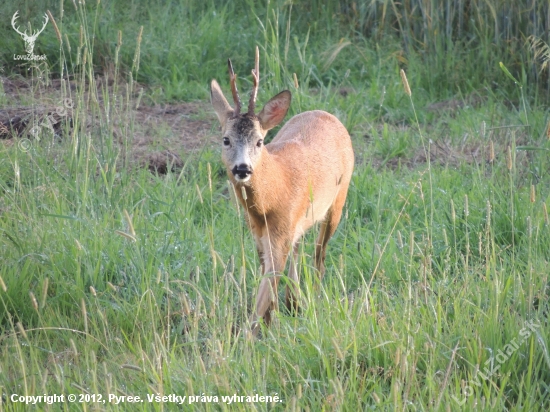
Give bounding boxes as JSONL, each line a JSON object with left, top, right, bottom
{"left": 12, "top": 11, "right": 49, "bottom": 55}
{"left": 211, "top": 47, "right": 291, "bottom": 184}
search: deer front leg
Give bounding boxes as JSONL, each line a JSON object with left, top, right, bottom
{"left": 253, "top": 275, "right": 281, "bottom": 332}
{"left": 250, "top": 234, "right": 290, "bottom": 336}
{"left": 253, "top": 236, "right": 265, "bottom": 275}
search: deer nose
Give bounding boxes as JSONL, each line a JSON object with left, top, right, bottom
{"left": 232, "top": 164, "right": 253, "bottom": 180}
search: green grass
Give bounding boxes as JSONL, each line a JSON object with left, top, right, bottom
{"left": 1, "top": 0, "right": 550, "bottom": 410}
{"left": 3, "top": 0, "right": 550, "bottom": 104}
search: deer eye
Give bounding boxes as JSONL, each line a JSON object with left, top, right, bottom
{"left": 256, "top": 139, "right": 263, "bottom": 148}
{"left": 223, "top": 137, "right": 230, "bottom": 147}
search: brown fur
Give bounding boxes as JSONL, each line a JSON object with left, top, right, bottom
{"left": 211, "top": 50, "right": 354, "bottom": 336}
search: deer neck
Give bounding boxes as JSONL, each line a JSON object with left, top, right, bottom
{"left": 236, "top": 147, "right": 285, "bottom": 218}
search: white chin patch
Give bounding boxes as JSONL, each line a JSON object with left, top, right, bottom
{"left": 235, "top": 175, "right": 251, "bottom": 183}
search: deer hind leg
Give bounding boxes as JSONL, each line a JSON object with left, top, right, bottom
{"left": 314, "top": 189, "right": 348, "bottom": 281}
{"left": 285, "top": 241, "right": 301, "bottom": 313}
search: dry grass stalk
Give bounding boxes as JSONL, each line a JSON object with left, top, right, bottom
{"left": 207, "top": 162, "right": 212, "bottom": 192}
{"left": 17, "top": 322, "right": 28, "bottom": 340}
{"left": 29, "top": 291, "right": 38, "bottom": 312}
{"left": 41, "top": 278, "right": 49, "bottom": 308}
{"left": 400, "top": 69, "right": 412, "bottom": 96}
{"left": 46, "top": 10, "right": 62, "bottom": 44}
{"left": 451, "top": 199, "right": 456, "bottom": 223}
{"left": 195, "top": 184, "right": 203, "bottom": 204}
{"left": 486, "top": 200, "right": 492, "bottom": 230}
{"left": 123, "top": 209, "right": 136, "bottom": 237}
{"left": 81, "top": 298, "right": 88, "bottom": 334}
{"left": 70, "top": 338, "right": 78, "bottom": 357}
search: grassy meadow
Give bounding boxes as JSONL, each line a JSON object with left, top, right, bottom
{"left": 1, "top": 0, "right": 550, "bottom": 410}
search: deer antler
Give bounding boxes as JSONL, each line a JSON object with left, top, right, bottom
{"left": 227, "top": 59, "right": 241, "bottom": 117}
{"left": 247, "top": 46, "right": 260, "bottom": 116}
{"left": 11, "top": 11, "right": 26, "bottom": 37}
{"left": 33, "top": 13, "right": 49, "bottom": 37}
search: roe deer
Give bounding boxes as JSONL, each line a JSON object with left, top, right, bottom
{"left": 210, "top": 47, "right": 354, "bottom": 335}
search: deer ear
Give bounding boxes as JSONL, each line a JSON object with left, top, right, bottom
{"left": 257, "top": 90, "right": 291, "bottom": 131}
{"left": 210, "top": 80, "right": 234, "bottom": 127}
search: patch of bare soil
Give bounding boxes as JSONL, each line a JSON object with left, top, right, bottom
{"left": 379, "top": 138, "right": 532, "bottom": 172}
{"left": 132, "top": 103, "right": 216, "bottom": 173}
{"left": 0, "top": 105, "right": 70, "bottom": 139}
{"left": 410, "top": 139, "right": 487, "bottom": 168}
{"left": 425, "top": 92, "right": 486, "bottom": 113}
{"left": 0, "top": 76, "right": 218, "bottom": 174}
{"left": 366, "top": 119, "right": 534, "bottom": 172}
{"left": 1, "top": 77, "right": 534, "bottom": 174}
{"left": 370, "top": 140, "right": 490, "bottom": 170}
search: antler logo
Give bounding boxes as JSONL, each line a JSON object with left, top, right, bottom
{"left": 12, "top": 10, "right": 49, "bottom": 60}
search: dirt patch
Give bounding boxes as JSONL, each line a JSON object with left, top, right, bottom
{"left": 415, "top": 139, "right": 485, "bottom": 166}
{"left": 2, "top": 76, "right": 534, "bottom": 174}
{"left": 371, "top": 139, "right": 488, "bottom": 170}
{"left": 426, "top": 92, "right": 486, "bottom": 113}
{"left": 143, "top": 150, "right": 184, "bottom": 174}
{"left": 132, "top": 103, "right": 217, "bottom": 172}
{"left": 372, "top": 130, "right": 534, "bottom": 173}
{"left": 0, "top": 106, "right": 70, "bottom": 139}
{"left": 0, "top": 75, "right": 219, "bottom": 173}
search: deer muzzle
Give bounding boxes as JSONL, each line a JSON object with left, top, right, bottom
{"left": 232, "top": 164, "right": 253, "bottom": 182}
